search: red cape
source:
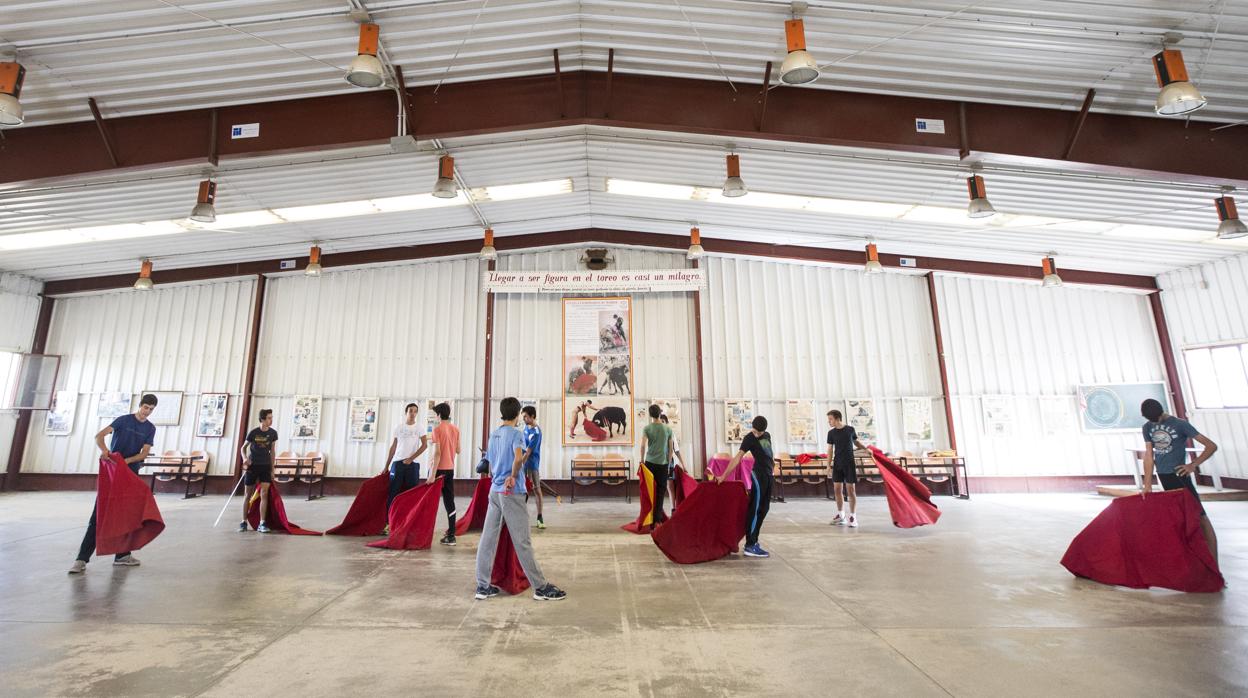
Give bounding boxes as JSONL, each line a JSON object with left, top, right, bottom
{"left": 368, "top": 478, "right": 444, "bottom": 550}
{"left": 326, "top": 471, "right": 390, "bottom": 536}
{"left": 455, "top": 476, "right": 491, "bottom": 535}
{"left": 492, "top": 525, "right": 531, "bottom": 595}
{"left": 246, "top": 483, "right": 322, "bottom": 535}
{"left": 1061, "top": 489, "right": 1224, "bottom": 593}
{"left": 94, "top": 453, "right": 165, "bottom": 555}
{"left": 582, "top": 418, "right": 608, "bottom": 441}
{"left": 671, "top": 465, "right": 698, "bottom": 509}
{"left": 870, "top": 447, "right": 941, "bottom": 528}
{"left": 651, "top": 480, "right": 748, "bottom": 564}
{"left": 621, "top": 465, "right": 657, "bottom": 534}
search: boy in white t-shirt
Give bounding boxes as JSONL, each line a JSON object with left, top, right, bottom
{"left": 383, "top": 402, "right": 428, "bottom": 518}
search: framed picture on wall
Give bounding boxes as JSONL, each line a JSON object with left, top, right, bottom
{"left": 903, "top": 397, "right": 934, "bottom": 443}
{"left": 97, "top": 391, "right": 131, "bottom": 419}
{"left": 348, "top": 397, "right": 379, "bottom": 441}
{"left": 724, "top": 399, "right": 754, "bottom": 444}
{"left": 138, "top": 391, "right": 183, "bottom": 426}
{"left": 1039, "top": 396, "right": 1075, "bottom": 437}
{"left": 786, "top": 400, "right": 816, "bottom": 444}
{"left": 638, "top": 398, "right": 681, "bottom": 439}
{"left": 981, "top": 395, "right": 1015, "bottom": 438}
{"left": 426, "top": 398, "right": 453, "bottom": 434}
{"left": 195, "top": 393, "right": 229, "bottom": 437}
{"left": 292, "top": 395, "right": 322, "bottom": 439}
{"left": 845, "top": 398, "right": 877, "bottom": 444}
{"left": 44, "top": 390, "right": 77, "bottom": 436}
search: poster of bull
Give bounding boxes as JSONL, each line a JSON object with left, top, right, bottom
{"left": 563, "top": 297, "right": 634, "bottom": 446}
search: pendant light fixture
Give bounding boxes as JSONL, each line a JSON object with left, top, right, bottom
{"left": 0, "top": 61, "right": 26, "bottom": 126}
{"left": 345, "top": 23, "right": 385, "bottom": 88}
{"left": 480, "top": 228, "right": 498, "bottom": 261}
{"left": 305, "top": 245, "right": 323, "bottom": 276}
{"left": 133, "top": 259, "right": 154, "bottom": 290}
{"left": 189, "top": 180, "right": 217, "bottom": 223}
{"left": 779, "top": 18, "right": 819, "bottom": 85}
{"left": 722, "top": 154, "right": 747, "bottom": 198}
{"left": 687, "top": 226, "right": 705, "bottom": 260}
{"left": 863, "top": 242, "right": 883, "bottom": 274}
{"left": 966, "top": 174, "right": 996, "bottom": 219}
{"left": 1215, "top": 193, "right": 1248, "bottom": 239}
{"left": 1152, "top": 47, "right": 1206, "bottom": 116}
{"left": 432, "top": 155, "right": 458, "bottom": 199}
{"left": 1041, "top": 255, "right": 1062, "bottom": 288}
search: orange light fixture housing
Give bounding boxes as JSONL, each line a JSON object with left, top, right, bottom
{"left": 345, "top": 23, "right": 385, "bottom": 88}
{"left": 1215, "top": 196, "right": 1247, "bottom": 239}
{"left": 189, "top": 180, "right": 217, "bottom": 223}
{"left": 966, "top": 174, "right": 996, "bottom": 218}
{"left": 864, "top": 243, "right": 883, "bottom": 274}
{"left": 305, "top": 245, "right": 323, "bottom": 276}
{"left": 134, "top": 259, "right": 154, "bottom": 290}
{"left": 1152, "top": 49, "right": 1206, "bottom": 116}
{"left": 481, "top": 227, "right": 498, "bottom": 261}
{"left": 0, "top": 61, "right": 26, "bottom": 125}
{"left": 432, "top": 155, "right": 457, "bottom": 198}
{"left": 722, "top": 154, "right": 747, "bottom": 197}
{"left": 779, "top": 19, "right": 819, "bottom": 85}
{"left": 687, "top": 226, "right": 705, "bottom": 260}
{"left": 1041, "top": 256, "right": 1062, "bottom": 288}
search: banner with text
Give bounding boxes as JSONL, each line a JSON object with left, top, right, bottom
{"left": 485, "top": 269, "right": 705, "bottom": 293}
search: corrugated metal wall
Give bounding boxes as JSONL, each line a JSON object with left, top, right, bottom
{"left": 493, "top": 247, "right": 699, "bottom": 478}
{"left": 934, "top": 275, "right": 1164, "bottom": 477}
{"left": 700, "top": 257, "right": 947, "bottom": 456}
{"left": 22, "top": 279, "right": 255, "bottom": 474}
{"left": 0, "top": 273, "right": 44, "bottom": 472}
{"left": 252, "top": 260, "right": 486, "bottom": 478}
{"left": 1158, "top": 254, "right": 1248, "bottom": 480}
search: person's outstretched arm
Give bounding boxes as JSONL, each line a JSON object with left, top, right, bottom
{"left": 1178, "top": 434, "right": 1218, "bottom": 476}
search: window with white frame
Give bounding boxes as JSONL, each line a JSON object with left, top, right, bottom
{"left": 1183, "top": 342, "right": 1248, "bottom": 409}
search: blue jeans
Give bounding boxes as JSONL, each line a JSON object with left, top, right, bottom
{"left": 388, "top": 461, "right": 420, "bottom": 512}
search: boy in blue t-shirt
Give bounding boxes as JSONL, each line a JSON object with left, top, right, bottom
{"left": 69, "top": 393, "right": 159, "bottom": 574}
{"left": 1140, "top": 398, "right": 1220, "bottom": 563}
{"left": 521, "top": 405, "right": 545, "bottom": 529}
{"left": 473, "top": 397, "right": 566, "bottom": 601}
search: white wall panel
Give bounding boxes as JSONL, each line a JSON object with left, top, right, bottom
{"left": 492, "top": 247, "right": 698, "bottom": 478}
{"left": 23, "top": 279, "right": 255, "bottom": 475}
{"left": 700, "top": 257, "right": 946, "bottom": 457}
{"left": 935, "top": 275, "right": 1163, "bottom": 477}
{"left": 0, "top": 273, "right": 44, "bottom": 473}
{"left": 253, "top": 260, "right": 486, "bottom": 478}
{"left": 1158, "top": 254, "right": 1248, "bottom": 480}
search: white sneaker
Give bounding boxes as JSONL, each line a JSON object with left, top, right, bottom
{"left": 847, "top": 515, "right": 859, "bottom": 528}
{"left": 68, "top": 560, "right": 86, "bottom": 574}
{"left": 113, "top": 554, "right": 141, "bottom": 566}
{"left": 831, "top": 514, "right": 845, "bottom": 526}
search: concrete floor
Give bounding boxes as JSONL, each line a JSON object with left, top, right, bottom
{"left": 0, "top": 491, "right": 1245, "bottom": 698}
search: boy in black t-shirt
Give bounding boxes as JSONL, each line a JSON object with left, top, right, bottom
{"left": 716, "top": 415, "right": 775, "bottom": 558}
{"left": 239, "top": 409, "right": 277, "bottom": 533}
{"left": 826, "top": 410, "right": 869, "bottom": 528}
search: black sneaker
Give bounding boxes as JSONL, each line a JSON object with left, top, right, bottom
{"left": 533, "top": 584, "right": 567, "bottom": 601}
{"left": 474, "top": 584, "right": 501, "bottom": 600}
{"left": 238, "top": 521, "right": 248, "bottom": 532}
{"left": 440, "top": 533, "right": 456, "bottom": 546}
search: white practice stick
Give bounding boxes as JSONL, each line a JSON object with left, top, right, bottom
{"left": 212, "top": 475, "right": 246, "bottom": 528}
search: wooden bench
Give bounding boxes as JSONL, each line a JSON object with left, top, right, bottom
{"left": 273, "top": 450, "right": 326, "bottom": 500}
{"left": 146, "top": 449, "right": 209, "bottom": 498}
{"left": 773, "top": 452, "right": 832, "bottom": 501}
{"left": 859, "top": 451, "right": 969, "bottom": 499}
{"left": 569, "top": 453, "right": 632, "bottom": 503}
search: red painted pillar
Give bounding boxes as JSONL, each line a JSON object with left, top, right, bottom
{"left": 3, "top": 295, "right": 56, "bottom": 491}
{"left": 925, "top": 273, "right": 958, "bottom": 452}
{"left": 233, "top": 274, "right": 267, "bottom": 480}
{"left": 1148, "top": 291, "right": 1187, "bottom": 419}
{"left": 480, "top": 260, "right": 497, "bottom": 452}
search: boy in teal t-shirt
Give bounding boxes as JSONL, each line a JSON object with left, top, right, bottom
{"left": 640, "top": 404, "right": 673, "bottom": 524}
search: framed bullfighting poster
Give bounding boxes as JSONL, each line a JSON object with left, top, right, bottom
{"left": 563, "top": 296, "right": 634, "bottom": 446}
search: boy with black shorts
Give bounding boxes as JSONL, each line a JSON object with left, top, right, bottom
{"left": 1141, "top": 398, "right": 1220, "bottom": 562}
{"left": 715, "top": 415, "right": 775, "bottom": 558}
{"left": 826, "top": 410, "right": 868, "bottom": 528}
{"left": 240, "top": 409, "right": 277, "bottom": 533}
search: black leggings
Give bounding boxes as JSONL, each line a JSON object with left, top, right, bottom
{"left": 438, "top": 472, "right": 457, "bottom": 533}
{"left": 746, "top": 466, "right": 774, "bottom": 546}
{"left": 645, "top": 461, "right": 670, "bottom": 524}
{"left": 77, "top": 461, "right": 141, "bottom": 562}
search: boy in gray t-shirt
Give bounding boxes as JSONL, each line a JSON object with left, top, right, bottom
{"left": 1140, "top": 399, "right": 1219, "bottom": 563}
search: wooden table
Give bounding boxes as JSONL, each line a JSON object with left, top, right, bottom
{"left": 273, "top": 458, "right": 325, "bottom": 500}
{"left": 569, "top": 457, "right": 632, "bottom": 502}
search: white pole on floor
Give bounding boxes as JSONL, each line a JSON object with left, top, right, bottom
{"left": 212, "top": 475, "right": 245, "bottom": 527}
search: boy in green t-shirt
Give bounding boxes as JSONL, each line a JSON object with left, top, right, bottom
{"left": 639, "top": 404, "right": 673, "bottom": 524}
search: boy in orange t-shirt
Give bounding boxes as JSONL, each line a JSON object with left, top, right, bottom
{"left": 428, "top": 402, "right": 461, "bottom": 546}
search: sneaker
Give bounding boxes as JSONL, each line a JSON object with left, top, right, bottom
{"left": 743, "top": 544, "right": 770, "bottom": 558}
{"left": 536, "top": 518, "right": 546, "bottom": 530}
{"left": 382, "top": 525, "right": 390, "bottom": 536}
{"left": 848, "top": 515, "right": 859, "bottom": 528}
{"left": 830, "top": 514, "right": 845, "bottom": 526}
{"left": 238, "top": 521, "right": 249, "bottom": 532}
{"left": 440, "top": 533, "right": 456, "bottom": 546}
{"left": 257, "top": 524, "right": 270, "bottom": 534}
{"left": 113, "top": 555, "right": 140, "bottom": 567}
{"left": 474, "top": 584, "right": 501, "bottom": 600}
{"left": 533, "top": 584, "right": 567, "bottom": 601}
{"left": 68, "top": 560, "right": 86, "bottom": 575}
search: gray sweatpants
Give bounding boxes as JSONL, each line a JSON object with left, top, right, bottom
{"left": 475, "top": 490, "right": 547, "bottom": 590}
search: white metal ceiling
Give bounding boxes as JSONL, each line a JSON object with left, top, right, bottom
{"left": 4, "top": 0, "right": 1246, "bottom": 126}
{"left": 0, "top": 125, "right": 1242, "bottom": 280}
